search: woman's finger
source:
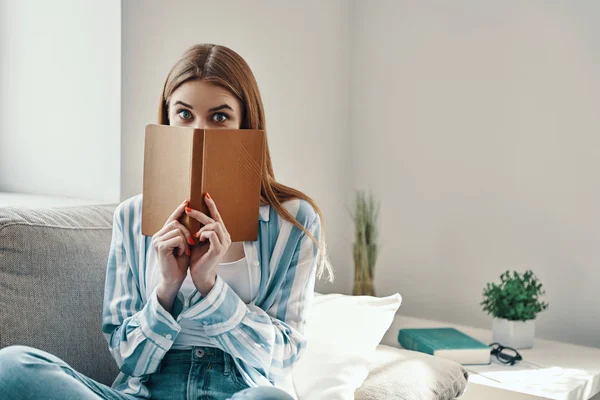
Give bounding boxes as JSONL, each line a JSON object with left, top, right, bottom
{"left": 195, "top": 222, "right": 229, "bottom": 247}
{"left": 200, "top": 230, "right": 223, "bottom": 255}
{"left": 155, "top": 229, "right": 190, "bottom": 256}
{"left": 184, "top": 206, "right": 215, "bottom": 225}
{"left": 171, "top": 220, "right": 195, "bottom": 246}
{"left": 204, "top": 193, "right": 224, "bottom": 224}
{"left": 166, "top": 199, "right": 189, "bottom": 224}
{"left": 194, "top": 222, "right": 218, "bottom": 240}
{"left": 212, "top": 221, "right": 231, "bottom": 246}
{"left": 161, "top": 235, "right": 187, "bottom": 257}
{"left": 154, "top": 199, "right": 188, "bottom": 238}
{"left": 154, "top": 219, "right": 194, "bottom": 247}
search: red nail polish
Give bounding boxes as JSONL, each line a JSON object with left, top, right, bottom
{"left": 206, "top": 193, "right": 211, "bottom": 200}
{"left": 188, "top": 237, "right": 194, "bottom": 245}
{"left": 187, "top": 248, "right": 191, "bottom": 256}
{"left": 185, "top": 207, "right": 192, "bottom": 213}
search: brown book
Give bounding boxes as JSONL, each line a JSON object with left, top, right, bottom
{"left": 141, "top": 124, "right": 265, "bottom": 242}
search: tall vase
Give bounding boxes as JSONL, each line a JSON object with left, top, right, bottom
{"left": 352, "top": 241, "right": 375, "bottom": 296}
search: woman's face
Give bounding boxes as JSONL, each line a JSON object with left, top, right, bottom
{"left": 167, "top": 79, "right": 242, "bottom": 129}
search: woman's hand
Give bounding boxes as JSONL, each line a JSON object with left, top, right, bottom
{"left": 152, "top": 199, "right": 194, "bottom": 287}
{"left": 185, "top": 193, "right": 232, "bottom": 295}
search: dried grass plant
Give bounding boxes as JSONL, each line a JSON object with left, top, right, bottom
{"left": 348, "top": 190, "right": 380, "bottom": 296}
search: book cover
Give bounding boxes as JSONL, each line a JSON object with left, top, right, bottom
{"left": 398, "top": 328, "right": 491, "bottom": 365}
{"left": 141, "top": 124, "right": 265, "bottom": 242}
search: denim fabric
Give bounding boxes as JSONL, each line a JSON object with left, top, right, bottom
{"left": 0, "top": 345, "right": 295, "bottom": 400}
{"left": 145, "top": 346, "right": 250, "bottom": 399}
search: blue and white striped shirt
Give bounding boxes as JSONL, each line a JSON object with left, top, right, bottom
{"left": 101, "top": 193, "right": 320, "bottom": 399}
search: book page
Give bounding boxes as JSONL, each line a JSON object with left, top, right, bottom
{"left": 466, "top": 359, "right": 593, "bottom": 399}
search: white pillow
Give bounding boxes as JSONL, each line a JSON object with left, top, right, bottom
{"left": 292, "top": 292, "right": 402, "bottom": 400}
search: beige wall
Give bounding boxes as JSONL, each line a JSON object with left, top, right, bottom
{"left": 351, "top": 0, "right": 600, "bottom": 347}
{"left": 6, "top": 0, "right": 597, "bottom": 348}
{"left": 0, "top": 0, "right": 121, "bottom": 203}
{"left": 121, "top": 0, "right": 354, "bottom": 294}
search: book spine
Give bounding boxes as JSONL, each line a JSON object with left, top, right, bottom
{"left": 191, "top": 128, "right": 206, "bottom": 211}
{"left": 398, "top": 330, "right": 436, "bottom": 355}
{"left": 200, "top": 129, "right": 206, "bottom": 198}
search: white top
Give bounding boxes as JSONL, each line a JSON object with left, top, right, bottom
{"left": 171, "top": 256, "right": 260, "bottom": 349}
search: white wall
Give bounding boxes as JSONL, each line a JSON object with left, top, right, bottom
{"left": 5, "top": 0, "right": 597, "bottom": 348}
{"left": 0, "top": 0, "right": 121, "bottom": 204}
{"left": 121, "top": 0, "right": 354, "bottom": 294}
{"left": 351, "top": 0, "right": 600, "bottom": 348}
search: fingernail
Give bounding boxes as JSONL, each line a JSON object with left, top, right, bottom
{"left": 187, "top": 248, "right": 191, "bottom": 256}
{"left": 188, "top": 237, "right": 194, "bottom": 245}
{"left": 185, "top": 207, "right": 192, "bottom": 213}
{"left": 206, "top": 193, "right": 211, "bottom": 200}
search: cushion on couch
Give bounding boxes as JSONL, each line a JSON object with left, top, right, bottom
{"left": 292, "top": 292, "right": 402, "bottom": 399}
{"left": 0, "top": 204, "right": 120, "bottom": 386}
{"left": 355, "top": 344, "right": 469, "bottom": 400}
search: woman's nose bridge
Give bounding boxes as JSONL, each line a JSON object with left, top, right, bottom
{"left": 192, "top": 119, "right": 209, "bottom": 129}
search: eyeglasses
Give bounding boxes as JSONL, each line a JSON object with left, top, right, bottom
{"left": 489, "top": 342, "right": 523, "bottom": 366}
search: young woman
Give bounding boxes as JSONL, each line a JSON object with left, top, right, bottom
{"left": 0, "top": 44, "right": 333, "bottom": 400}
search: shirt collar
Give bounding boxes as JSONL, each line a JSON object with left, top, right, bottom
{"left": 259, "top": 203, "right": 270, "bottom": 222}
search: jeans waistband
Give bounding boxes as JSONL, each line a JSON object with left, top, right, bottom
{"left": 161, "top": 346, "right": 234, "bottom": 372}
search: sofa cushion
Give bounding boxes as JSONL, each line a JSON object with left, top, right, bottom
{"left": 292, "top": 292, "right": 402, "bottom": 399}
{"left": 0, "top": 203, "right": 119, "bottom": 386}
{"left": 355, "top": 344, "right": 469, "bottom": 400}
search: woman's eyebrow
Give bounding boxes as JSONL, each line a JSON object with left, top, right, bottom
{"left": 172, "top": 101, "right": 233, "bottom": 113}
{"left": 173, "top": 100, "right": 193, "bottom": 109}
{"left": 208, "top": 104, "right": 234, "bottom": 112}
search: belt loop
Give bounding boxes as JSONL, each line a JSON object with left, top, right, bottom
{"left": 223, "top": 352, "right": 232, "bottom": 375}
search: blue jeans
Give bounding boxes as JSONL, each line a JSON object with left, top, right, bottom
{"left": 0, "top": 345, "right": 294, "bottom": 400}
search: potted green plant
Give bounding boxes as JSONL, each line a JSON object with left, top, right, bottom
{"left": 481, "top": 270, "right": 549, "bottom": 349}
{"left": 348, "top": 189, "right": 380, "bottom": 296}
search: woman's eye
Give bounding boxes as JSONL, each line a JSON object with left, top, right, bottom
{"left": 212, "top": 112, "right": 229, "bottom": 123}
{"left": 178, "top": 109, "right": 193, "bottom": 120}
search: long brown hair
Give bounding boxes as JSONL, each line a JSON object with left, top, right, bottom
{"left": 158, "top": 44, "right": 333, "bottom": 282}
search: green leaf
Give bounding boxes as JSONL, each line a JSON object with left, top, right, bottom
{"left": 481, "top": 269, "right": 549, "bottom": 320}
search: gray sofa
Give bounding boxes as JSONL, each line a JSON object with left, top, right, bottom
{"left": 0, "top": 202, "right": 468, "bottom": 399}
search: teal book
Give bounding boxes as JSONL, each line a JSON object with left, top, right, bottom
{"left": 398, "top": 328, "right": 491, "bottom": 365}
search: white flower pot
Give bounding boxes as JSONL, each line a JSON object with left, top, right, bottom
{"left": 492, "top": 318, "right": 535, "bottom": 349}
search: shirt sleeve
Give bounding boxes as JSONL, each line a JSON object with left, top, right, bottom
{"left": 101, "top": 203, "right": 182, "bottom": 377}
{"left": 177, "top": 207, "right": 321, "bottom": 384}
